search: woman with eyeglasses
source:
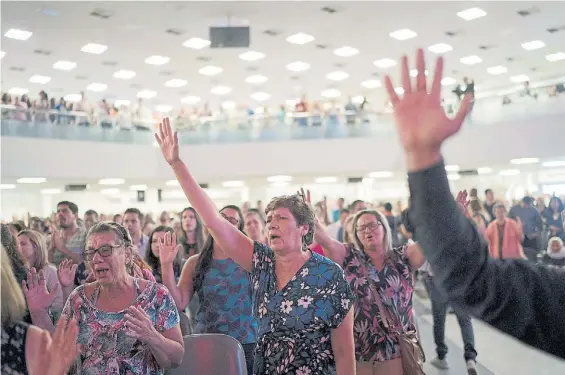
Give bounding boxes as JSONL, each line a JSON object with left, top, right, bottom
{"left": 158, "top": 205, "right": 258, "bottom": 375}
{"left": 51, "top": 221, "right": 184, "bottom": 374}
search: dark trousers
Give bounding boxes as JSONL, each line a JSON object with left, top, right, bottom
{"left": 242, "top": 343, "right": 255, "bottom": 375}
{"left": 423, "top": 275, "right": 478, "bottom": 361}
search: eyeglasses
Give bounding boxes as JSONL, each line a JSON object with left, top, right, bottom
{"left": 221, "top": 214, "right": 239, "bottom": 225}
{"left": 83, "top": 245, "right": 121, "bottom": 261}
{"left": 356, "top": 221, "right": 382, "bottom": 233}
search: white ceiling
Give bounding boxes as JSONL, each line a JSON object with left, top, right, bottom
{"left": 2, "top": 1, "right": 565, "bottom": 110}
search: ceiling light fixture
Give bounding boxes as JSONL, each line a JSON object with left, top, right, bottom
{"left": 510, "top": 74, "right": 529, "bottom": 83}
{"left": 250, "top": 92, "right": 271, "bottom": 101}
{"left": 521, "top": 40, "right": 545, "bottom": 51}
{"left": 361, "top": 80, "right": 382, "bottom": 89}
{"left": 542, "top": 161, "right": 565, "bottom": 167}
{"left": 546, "top": 52, "right": 565, "bottom": 62}
{"left": 4, "top": 28, "right": 33, "bottom": 40}
{"left": 477, "top": 167, "right": 493, "bottom": 174}
{"left": 137, "top": 90, "right": 157, "bottom": 99}
{"left": 166, "top": 180, "right": 180, "bottom": 187}
{"left": 221, "top": 101, "right": 236, "bottom": 110}
{"left": 352, "top": 96, "right": 365, "bottom": 104}
{"left": 81, "top": 43, "right": 107, "bottom": 54}
{"left": 267, "top": 175, "right": 292, "bottom": 182}
{"left": 198, "top": 65, "right": 223, "bottom": 76}
{"left": 181, "top": 96, "right": 201, "bottom": 105}
{"left": 445, "top": 165, "right": 460, "bottom": 172}
{"left": 460, "top": 55, "right": 483, "bottom": 65}
{"left": 334, "top": 46, "right": 359, "bottom": 57}
{"left": 182, "top": 37, "right": 210, "bottom": 49}
{"left": 239, "top": 51, "right": 265, "bottom": 61}
{"left": 286, "top": 61, "right": 311, "bottom": 72}
{"left": 222, "top": 180, "right": 245, "bottom": 188}
{"left": 129, "top": 185, "right": 148, "bottom": 191}
{"left": 211, "top": 85, "right": 232, "bottom": 95}
{"left": 165, "top": 78, "right": 187, "bottom": 88}
{"left": 374, "top": 58, "right": 397, "bottom": 68}
{"left": 441, "top": 77, "right": 457, "bottom": 86}
{"left": 245, "top": 75, "right": 268, "bottom": 84}
{"left": 8, "top": 87, "right": 29, "bottom": 95}
{"left": 510, "top": 157, "right": 539, "bottom": 165}
{"left": 315, "top": 177, "right": 338, "bottom": 184}
{"left": 86, "top": 82, "right": 107, "bottom": 92}
{"left": 0, "top": 51, "right": 5, "bottom": 59}
{"left": 144, "top": 55, "right": 170, "bottom": 65}
{"left": 487, "top": 65, "right": 508, "bottom": 75}
{"left": 286, "top": 32, "right": 315, "bottom": 45}
{"left": 113, "top": 69, "right": 136, "bottom": 80}
{"left": 428, "top": 43, "right": 453, "bottom": 54}
{"left": 101, "top": 188, "right": 120, "bottom": 195}
{"left": 53, "top": 60, "right": 76, "bottom": 71}
{"left": 155, "top": 104, "right": 173, "bottom": 113}
{"left": 447, "top": 174, "right": 462, "bottom": 181}
{"left": 0, "top": 184, "right": 16, "bottom": 189}
{"left": 99, "top": 178, "right": 125, "bottom": 185}
{"left": 326, "top": 71, "right": 349, "bottom": 81}
{"left": 64, "top": 93, "right": 82, "bottom": 102}
{"left": 40, "top": 188, "right": 61, "bottom": 194}
{"left": 114, "top": 99, "right": 131, "bottom": 107}
{"left": 457, "top": 7, "right": 487, "bottom": 21}
{"left": 368, "top": 171, "right": 393, "bottom": 178}
{"left": 29, "top": 75, "right": 51, "bottom": 84}
{"left": 17, "top": 177, "right": 46, "bottom": 184}
{"left": 389, "top": 28, "right": 418, "bottom": 41}
{"left": 499, "top": 169, "right": 520, "bottom": 176}
{"left": 409, "top": 69, "right": 428, "bottom": 77}
{"left": 321, "top": 89, "right": 341, "bottom": 98}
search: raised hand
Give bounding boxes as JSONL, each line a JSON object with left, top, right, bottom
{"left": 23, "top": 268, "right": 60, "bottom": 312}
{"left": 124, "top": 305, "right": 159, "bottom": 343}
{"left": 158, "top": 232, "right": 180, "bottom": 265}
{"left": 383, "top": 49, "right": 471, "bottom": 169}
{"left": 455, "top": 190, "right": 470, "bottom": 213}
{"left": 154, "top": 117, "right": 180, "bottom": 166}
{"left": 57, "top": 259, "right": 78, "bottom": 288}
{"left": 298, "top": 188, "right": 312, "bottom": 208}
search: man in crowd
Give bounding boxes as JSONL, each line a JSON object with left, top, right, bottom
{"left": 123, "top": 207, "right": 149, "bottom": 258}
{"left": 509, "top": 196, "right": 543, "bottom": 250}
{"left": 84, "top": 209, "right": 99, "bottom": 232}
{"left": 49, "top": 201, "right": 86, "bottom": 265}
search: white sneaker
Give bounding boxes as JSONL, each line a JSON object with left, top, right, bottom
{"left": 466, "top": 360, "right": 479, "bottom": 375}
{"left": 430, "top": 356, "right": 450, "bottom": 369}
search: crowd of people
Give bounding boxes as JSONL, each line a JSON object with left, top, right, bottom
{"left": 2, "top": 50, "right": 565, "bottom": 375}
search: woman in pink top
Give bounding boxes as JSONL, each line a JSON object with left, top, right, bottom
{"left": 485, "top": 203, "right": 526, "bottom": 259}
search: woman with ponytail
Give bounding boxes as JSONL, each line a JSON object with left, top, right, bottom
{"left": 158, "top": 205, "right": 257, "bottom": 374}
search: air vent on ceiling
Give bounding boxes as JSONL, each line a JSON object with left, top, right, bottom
{"left": 530, "top": 67, "right": 538, "bottom": 72}
{"left": 199, "top": 183, "right": 209, "bottom": 189}
{"left": 506, "top": 57, "right": 515, "bottom": 62}
{"left": 445, "top": 31, "right": 457, "bottom": 37}
{"left": 246, "top": 66, "right": 259, "bottom": 72}
{"left": 316, "top": 44, "right": 328, "bottom": 49}
{"left": 263, "top": 29, "right": 282, "bottom": 36}
{"left": 90, "top": 9, "right": 113, "bottom": 19}
{"left": 321, "top": 6, "right": 338, "bottom": 13}
{"left": 347, "top": 177, "right": 364, "bottom": 183}
{"left": 75, "top": 75, "right": 87, "bottom": 80}
{"left": 290, "top": 75, "right": 300, "bottom": 81}
{"left": 159, "top": 70, "right": 174, "bottom": 76}
{"left": 459, "top": 170, "right": 478, "bottom": 176}
{"left": 334, "top": 62, "right": 346, "bottom": 68}
{"left": 479, "top": 45, "right": 493, "bottom": 50}
{"left": 371, "top": 72, "right": 381, "bottom": 78}
{"left": 34, "top": 49, "right": 52, "bottom": 56}
{"left": 196, "top": 56, "right": 212, "bottom": 62}
{"left": 547, "top": 25, "right": 565, "bottom": 33}
{"left": 65, "top": 184, "right": 88, "bottom": 191}
{"left": 102, "top": 61, "right": 118, "bottom": 66}
{"left": 166, "top": 28, "right": 186, "bottom": 36}
{"left": 130, "top": 83, "right": 142, "bottom": 88}
{"left": 9, "top": 66, "right": 25, "bottom": 72}
{"left": 517, "top": 7, "right": 540, "bottom": 17}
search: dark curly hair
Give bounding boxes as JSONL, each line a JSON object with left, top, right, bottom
{"left": 265, "top": 194, "right": 316, "bottom": 250}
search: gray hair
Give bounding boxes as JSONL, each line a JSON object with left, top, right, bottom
{"left": 352, "top": 210, "right": 393, "bottom": 254}
{"left": 493, "top": 202, "right": 506, "bottom": 211}
{"left": 87, "top": 221, "right": 133, "bottom": 246}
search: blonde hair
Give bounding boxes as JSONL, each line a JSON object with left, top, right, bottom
{"left": 17, "top": 229, "right": 48, "bottom": 271}
{"left": 352, "top": 210, "right": 393, "bottom": 254}
{"left": 1, "top": 245, "right": 26, "bottom": 326}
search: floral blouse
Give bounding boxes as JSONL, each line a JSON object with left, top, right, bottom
{"left": 62, "top": 279, "right": 179, "bottom": 375}
{"left": 251, "top": 241, "right": 354, "bottom": 375}
{"left": 342, "top": 246, "right": 415, "bottom": 362}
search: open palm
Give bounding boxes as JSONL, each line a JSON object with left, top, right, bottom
{"left": 384, "top": 49, "right": 471, "bottom": 155}
{"left": 29, "top": 318, "right": 79, "bottom": 375}
{"left": 57, "top": 259, "right": 77, "bottom": 288}
{"left": 158, "top": 232, "right": 180, "bottom": 265}
{"left": 155, "top": 117, "right": 180, "bottom": 165}
{"left": 23, "top": 268, "right": 59, "bottom": 312}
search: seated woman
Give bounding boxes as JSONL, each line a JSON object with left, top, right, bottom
{"left": 155, "top": 118, "right": 355, "bottom": 375}
{"left": 145, "top": 226, "right": 183, "bottom": 283}
{"left": 1, "top": 245, "right": 80, "bottom": 375}
{"left": 538, "top": 236, "right": 565, "bottom": 269}
{"left": 310, "top": 190, "right": 427, "bottom": 375}
{"left": 56, "top": 221, "right": 184, "bottom": 374}
{"left": 159, "top": 205, "right": 257, "bottom": 375}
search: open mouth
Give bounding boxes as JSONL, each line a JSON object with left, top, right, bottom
{"left": 366, "top": 234, "right": 375, "bottom": 240}
{"left": 270, "top": 235, "right": 281, "bottom": 241}
{"left": 95, "top": 267, "right": 110, "bottom": 277}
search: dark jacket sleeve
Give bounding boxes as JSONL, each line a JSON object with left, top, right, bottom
{"left": 407, "top": 160, "right": 565, "bottom": 360}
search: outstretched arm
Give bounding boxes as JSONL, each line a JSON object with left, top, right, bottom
{"left": 156, "top": 119, "right": 254, "bottom": 271}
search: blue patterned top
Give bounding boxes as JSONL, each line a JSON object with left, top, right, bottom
{"left": 251, "top": 241, "right": 354, "bottom": 375}
{"left": 195, "top": 257, "right": 258, "bottom": 344}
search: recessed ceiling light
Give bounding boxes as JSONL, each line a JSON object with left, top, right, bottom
{"left": 17, "top": 177, "right": 46, "bottom": 184}
{"left": 487, "top": 65, "right": 508, "bottom": 75}
{"left": 114, "top": 99, "right": 131, "bottom": 107}
{"left": 165, "top": 78, "right": 187, "bottom": 88}
{"left": 40, "top": 188, "right": 61, "bottom": 194}
{"left": 81, "top": 43, "right": 107, "bottom": 54}
{"left": 137, "top": 90, "right": 157, "bottom": 99}
{"left": 221, "top": 101, "right": 236, "bottom": 110}
{"left": 166, "top": 180, "right": 180, "bottom": 186}
{"left": 101, "top": 188, "right": 120, "bottom": 195}
{"left": 4, "top": 28, "right": 33, "bottom": 40}
{"left": 441, "top": 77, "right": 457, "bottom": 86}
{"left": 222, "top": 180, "right": 245, "bottom": 188}
{"left": 352, "top": 96, "right": 365, "bottom": 104}
{"left": 321, "top": 89, "right": 341, "bottom": 98}
{"left": 445, "top": 165, "right": 460, "bottom": 172}
{"left": 86, "top": 82, "right": 107, "bottom": 92}
{"left": 239, "top": 51, "right": 265, "bottom": 61}
{"left": 545, "top": 52, "right": 565, "bottom": 62}
{"left": 64, "top": 93, "right": 82, "bottom": 102}
{"left": 457, "top": 7, "right": 487, "bottom": 21}
{"left": 130, "top": 184, "right": 148, "bottom": 191}
{"left": 29, "top": 75, "right": 51, "bottom": 84}
{"left": 334, "top": 46, "right": 359, "bottom": 57}
{"left": 499, "top": 169, "right": 520, "bottom": 176}
{"left": 286, "top": 61, "right": 311, "bottom": 72}
{"left": 409, "top": 69, "right": 428, "bottom": 78}
{"left": 99, "top": 178, "right": 125, "bottom": 185}
{"left": 182, "top": 37, "right": 211, "bottom": 49}
{"left": 53, "top": 60, "right": 76, "bottom": 71}
{"left": 286, "top": 32, "right": 315, "bottom": 45}
{"left": 521, "top": 40, "right": 545, "bottom": 51}
{"left": 389, "top": 28, "right": 417, "bottom": 41}
{"left": 267, "top": 175, "right": 292, "bottom": 182}
{"left": 181, "top": 96, "right": 201, "bottom": 105}
{"left": 0, "top": 184, "right": 16, "bottom": 189}
{"left": 270, "top": 181, "right": 290, "bottom": 187}
{"left": 8, "top": 87, "right": 29, "bottom": 95}
{"left": 460, "top": 55, "right": 483, "bottom": 65}
{"left": 211, "top": 85, "right": 232, "bottom": 95}
{"left": 326, "top": 71, "right": 349, "bottom": 81}
{"left": 394, "top": 87, "right": 404, "bottom": 95}
{"left": 315, "top": 177, "right": 338, "bottom": 184}
{"left": 447, "top": 174, "right": 461, "bottom": 181}
{"left": 542, "top": 161, "right": 565, "bottom": 167}
{"left": 368, "top": 171, "right": 393, "bottom": 178}
{"left": 428, "top": 43, "right": 453, "bottom": 54}
{"left": 155, "top": 104, "right": 173, "bottom": 113}
{"left": 374, "top": 58, "right": 397, "bottom": 68}
{"left": 477, "top": 167, "right": 493, "bottom": 174}
{"left": 510, "top": 157, "right": 539, "bottom": 165}
{"left": 0, "top": 51, "right": 5, "bottom": 59}
{"left": 361, "top": 80, "right": 382, "bottom": 89}
{"left": 113, "top": 69, "right": 136, "bottom": 80}
{"left": 245, "top": 75, "right": 268, "bottom": 84}
{"left": 250, "top": 92, "right": 271, "bottom": 101}
{"left": 510, "top": 74, "right": 529, "bottom": 83}
{"left": 198, "top": 65, "right": 223, "bottom": 76}
{"left": 144, "top": 55, "right": 170, "bottom": 65}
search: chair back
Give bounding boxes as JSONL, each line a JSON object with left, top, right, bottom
{"left": 169, "top": 334, "right": 248, "bottom": 375}
{"left": 178, "top": 312, "right": 192, "bottom": 336}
